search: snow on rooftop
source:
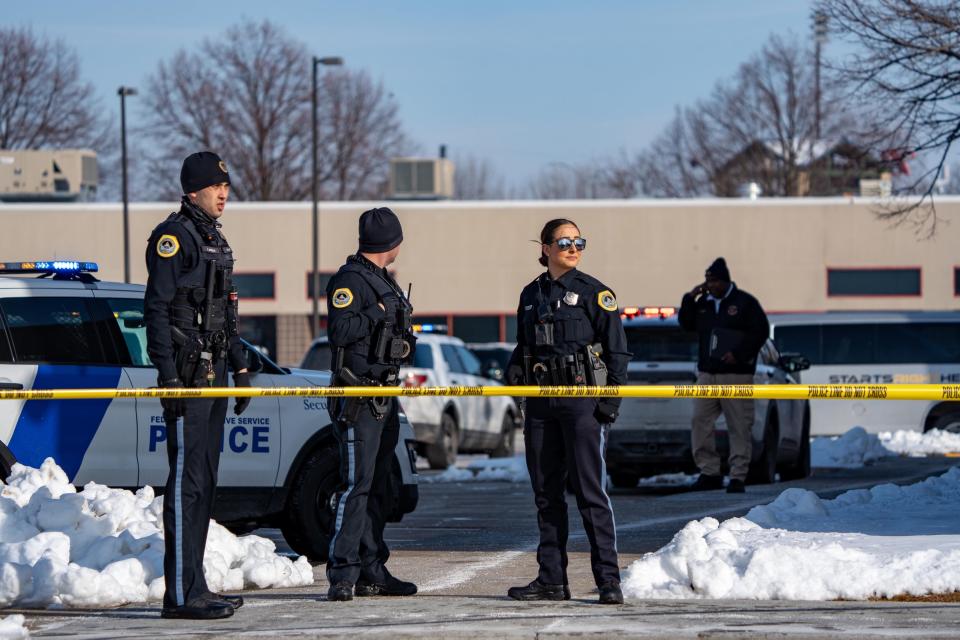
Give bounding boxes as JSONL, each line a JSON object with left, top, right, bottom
{"left": 0, "top": 458, "right": 313, "bottom": 609}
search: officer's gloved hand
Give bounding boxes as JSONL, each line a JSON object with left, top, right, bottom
{"left": 233, "top": 371, "right": 252, "bottom": 415}
{"left": 594, "top": 398, "right": 619, "bottom": 424}
{"left": 506, "top": 363, "right": 525, "bottom": 386}
{"left": 158, "top": 377, "right": 185, "bottom": 418}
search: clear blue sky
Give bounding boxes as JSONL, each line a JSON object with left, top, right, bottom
{"left": 8, "top": 1, "right": 815, "bottom": 187}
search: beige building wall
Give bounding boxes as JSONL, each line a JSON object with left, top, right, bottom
{"left": 1, "top": 197, "right": 958, "bottom": 363}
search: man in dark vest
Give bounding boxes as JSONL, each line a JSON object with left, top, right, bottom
{"left": 325, "top": 207, "right": 418, "bottom": 602}
{"left": 145, "top": 151, "right": 251, "bottom": 619}
{"left": 678, "top": 257, "right": 769, "bottom": 494}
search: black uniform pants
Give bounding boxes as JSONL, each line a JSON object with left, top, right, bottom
{"left": 162, "top": 359, "right": 227, "bottom": 609}
{"left": 327, "top": 397, "right": 400, "bottom": 586}
{"left": 524, "top": 397, "right": 620, "bottom": 587}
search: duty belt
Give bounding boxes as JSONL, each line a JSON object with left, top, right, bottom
{"left": 530, "top": 353, "right": 588, "bottom": 386}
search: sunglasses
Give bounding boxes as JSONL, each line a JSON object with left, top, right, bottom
{"left": 547, "top": 237, "right": 587, "bottom": 251}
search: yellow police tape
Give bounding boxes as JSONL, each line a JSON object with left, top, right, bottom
{"left": 0, "top": 384, "right": 958, "bottom": 402}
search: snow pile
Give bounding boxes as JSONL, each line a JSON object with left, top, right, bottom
{"left": 0, "top": 458, "right": 313, "bottom": 609}
{"left": 622, "top": 466, "right": 960, "bottom": 600}
{"left": 638, "top": 473, "right": 697, "bottom": 487}
{"left": 0, "top": 616, "right": 27, "bottom": 639}
{"left": 880, "top": 429, "right": 960, "bottom": 457}
{"left": 811, "top": 427, "right": 892, "bottom": 468}
{"left": 422, "top": 455, "right": 529, "bottom": 483}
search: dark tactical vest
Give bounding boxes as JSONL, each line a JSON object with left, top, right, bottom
{"left": 338, "top": 258, "right": 414, "bottom": 382}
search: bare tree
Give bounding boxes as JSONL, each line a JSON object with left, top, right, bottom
{"left": 0, "top": 26, "right": 103, "bottom": 150}
{"left": 142, "top": 19, "right": 407, "bottom": 201}
{"left": 632, "top": 34, "right": 867, "bottom": 198}
{"left": 817, "top": 0, "right": 960, "bottom": 231}
{"left": 527, "top": 161, "right": 631, "bottom": 199}
{"left": 453, "top": 154, "right": 506, "bottom": 199}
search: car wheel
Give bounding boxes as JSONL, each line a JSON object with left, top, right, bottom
{"left": 489, "top": 413, "right": 516, "bottom": 458}
{"left": 930, "top": 412, "right": 960, "bottom": 434}
{"left": 280, "top": 446, "right": 341, "bottom": 562}
{"left": 610, "top": 472, "right": 639, "bottom": 489}
{"left": 426, "top": 412, "right": 459, "bottom": 470}
{"left": 747, "top": 415, "right": 779, "bottom": 485}
{"left": 780, "top": 407, "right": 811, "bottom": 481}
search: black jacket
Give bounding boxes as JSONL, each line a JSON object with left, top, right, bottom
{"left": 678, "top": 283, "right": 769, "bottom": 375}
{"left": 508, "top": 268, "right": 631, "bottom": 413}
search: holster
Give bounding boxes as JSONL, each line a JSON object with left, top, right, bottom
{"left": 171, "top": 326, "right": 224, "bottom": 387}
{"left": 333, "top": 367, "right": 390, "bottom": 423}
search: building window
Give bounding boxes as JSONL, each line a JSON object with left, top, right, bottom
{"left": 955, "top": 267, "right": 960, "bottom": 296}
{"left": 452, "top": 315, "right": 501, "bottom": 344}
{"left": 305, "top": 272, "right": 336, "bottom": 299}
{"left": 827, "top": 268, "right": 921, "bottom": 296}
{"left": 234, "top": 273, "right": 275, "bottom": 299}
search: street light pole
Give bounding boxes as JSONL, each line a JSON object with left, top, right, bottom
{"left": 117, "top": 86, "right": 137, "bottom": 284}
{"left": 311, "top": 56, "right": 343, "bottom": 338}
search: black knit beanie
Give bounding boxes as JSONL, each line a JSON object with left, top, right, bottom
{"left": 180, "top": 151, "right": 230, "bottom": 194}
{"left": 705, "top": 257, "right": 731, "bottom": 282}
{"left": 358, "top": 207, "right": 403, "bottom": 253}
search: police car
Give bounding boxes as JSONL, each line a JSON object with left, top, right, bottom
{"left": 301, "top": 327, "right": 521, "bottom": 470}
{"left": 0, "top": 261, "right": 418, "bottom": 561}
{"left": 605, "top": 306, "right": 811, "bottom": 488}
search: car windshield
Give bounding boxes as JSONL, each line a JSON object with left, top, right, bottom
{"left": 625, "top": 325, "right": 698, "bottom": 362}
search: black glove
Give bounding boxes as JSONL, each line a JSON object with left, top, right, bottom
{"left": 158, "top": 377, "right": 185, "bottom": 418}
{"left": 233, "top": 371, "right": 252, "bottom": 415}
{"left": 506, "top": 363, "right": 525, "bottom": 386}
{"left": 594, "top": 399, "right": 619, "bottom": 424}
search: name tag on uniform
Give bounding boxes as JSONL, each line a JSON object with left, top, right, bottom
{"left": 201, "top": 246, "right": 220, "bottom": 254}
{"left": 563, "top": 292, "right": 579, "bottom": 306}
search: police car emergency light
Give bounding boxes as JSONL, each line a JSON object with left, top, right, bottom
{"left": 0, "top": 261, "right": 99, "bottom": 274}
{"left": 412, "top": 323, "right": 449, "bottom": 334}
{"left": 620, "top": 306, "right": 675, "bottom": 320}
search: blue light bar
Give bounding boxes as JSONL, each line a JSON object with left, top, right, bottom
{"left": 0, "top": 261, "right": 99, "bottom": 274}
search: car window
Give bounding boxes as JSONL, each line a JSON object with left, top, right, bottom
{"left": 0, "top": 297, "right": 119, "bottom": 365}
{"left": 301, "top": 343, "right": 332, "bottom": 370}
{"left": 413, "top": 343, "right": 434, "bottom": 369}
{"left": 440, "top": 344, "right": 465, "bottom": 374}
{"left": 455, "top": 346, "right": 482, "bottom": 376}
{"left": 773, "top": 325, "right": 820, "bottom": 362}
{"left": 0, "top": 316, "right": 11, "bottom": 363}
{"left": 625, "top": 326, "right": 698, "bottom": 362}
{"left": 776, "top": 322, "right": 960, "bottom": 366}
{"left": 103, "top": 298, "right": 152, "bottom": 366}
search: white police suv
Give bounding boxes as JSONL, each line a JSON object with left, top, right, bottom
{"left": 0, "top": 261, "right": 418, "bottom": 561}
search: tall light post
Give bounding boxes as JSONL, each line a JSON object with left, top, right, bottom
{"left": 311, "top": 56, "right": 344, "bottom": 338}
{"left": 118, "top": 86, "right": 137, "bottom": 284}
{"left": 813, "top": 11, "right": 828, "bottom": 142}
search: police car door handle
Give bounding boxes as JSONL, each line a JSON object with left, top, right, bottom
{"left": 0, "top": 382, "right": 23, "bottom": 390}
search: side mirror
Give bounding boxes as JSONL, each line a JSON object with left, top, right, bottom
{"left": 485, "top": 362, "right": 504, "bottom": 382}
{"left": 246, "top": 347, "right": 264, "bottom": 374}
{"left": 778, "top": 353, "right": 811, "bottom": 373}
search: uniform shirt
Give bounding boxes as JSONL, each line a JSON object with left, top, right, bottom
{"left": 678, "top": 282, "right": 769, "bottom": 375}
{"left": 144, "top": 199, "right": 245, "bottom": 382}
{"left": 509, "top": 268, "right": 631, "bottom": 399}
{"left": 326, "top": 254, "right": 409, "bottom": 382}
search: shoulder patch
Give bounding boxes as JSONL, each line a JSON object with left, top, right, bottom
{"left": 156, "top": 234, "right": 180, "bottom": 258}
{"left": 331, "top": 288, "right": 354, "bottom": 309}
{"left": 597, "top": 290, "right": 618, "bottom": 312}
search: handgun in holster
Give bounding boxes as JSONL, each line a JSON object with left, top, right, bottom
{"left": 584, "top": 343, "right": 608, "bottom": 386}
{"left": 170, "top": 326, "right": 209, "bottom": 388}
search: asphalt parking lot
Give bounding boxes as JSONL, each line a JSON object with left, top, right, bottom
{"left": 18, "top": 456, "right": 960, "bottom": 639}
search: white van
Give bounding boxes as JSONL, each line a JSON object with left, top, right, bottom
{"left": 769, "top": 312, "right": 960, "bottom": 436}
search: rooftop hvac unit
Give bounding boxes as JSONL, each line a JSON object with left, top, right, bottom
{"left": 858, "top": 177, "right": 892, "bottom": 198}
{"left": 388, "top": 158, "right": 454, "bottom": 200}
{"left": 0, "top": 149, "right": 98, "bottom": 202}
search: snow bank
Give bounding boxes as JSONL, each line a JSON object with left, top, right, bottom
{"left": 880, "top": 429, "right": 960, "bottom": 457}
{"left": 0, "top": 615, "right": 27, "bottom": 639}
{"left": 0, "top": 458, "right": 313, "bottom": 609}
{"left": 638, "top": 473, "right": 697, "bottom": 487}
{"left": 811, "top": 427, "right": 892, "bottom": 468}
{"left": 421, "top": 456, "right": 529, "bottom": 483}
{"left": 622, "top": 466, "right": 960, "bottom": 600}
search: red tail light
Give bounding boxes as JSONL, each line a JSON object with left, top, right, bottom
{"left": 403, "top": 373, "right": 429, "bottom": 388}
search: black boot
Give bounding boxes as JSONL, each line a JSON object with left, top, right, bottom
{"left": 355, "top": 574, "right": 418, "bottom": 597}
{"left": 507, "top": 579, "right": 571, "bottom": 601}
{"left": 203, "top": 592, "right": 244, "bottom": 608}
{"left": 161, "top": 598, "right": 234, "bottom": 620}
{"left": 690, "top": 474, "right": 724, "bottom": 491}
{"left": 327, "top": 581, "right": 354, "bottom": 602}
{"left": 598, "top": 582, "right": 624, "bottom": 605}
{"left": 726, "top": 478, "right": 746, "bottom": 493}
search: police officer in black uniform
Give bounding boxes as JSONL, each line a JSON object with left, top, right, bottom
{"left": 325, "top": 207, "right": 418, "bottom": 602}
{"left": 145, "top": 151, "right": 251, "bottom": 620}
{"left": 506, "top": 218, "right": 631, "bottom": 605}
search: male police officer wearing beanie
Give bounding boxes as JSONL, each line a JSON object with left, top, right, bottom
{"left": 325, "top": 207, "right": 418, "bottom": 602}
{"left": 145, "top": 151, "right": 251, "bottom": 619}
{"left": 506, "top": 218, "right": 631, "bottom": 605}
{"left": 678, "top": 257, "right": 769, "bottom": 494}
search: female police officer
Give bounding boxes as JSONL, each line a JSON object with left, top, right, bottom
{"left": 506, "top": 218, "right": 631, "bottom": 605}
